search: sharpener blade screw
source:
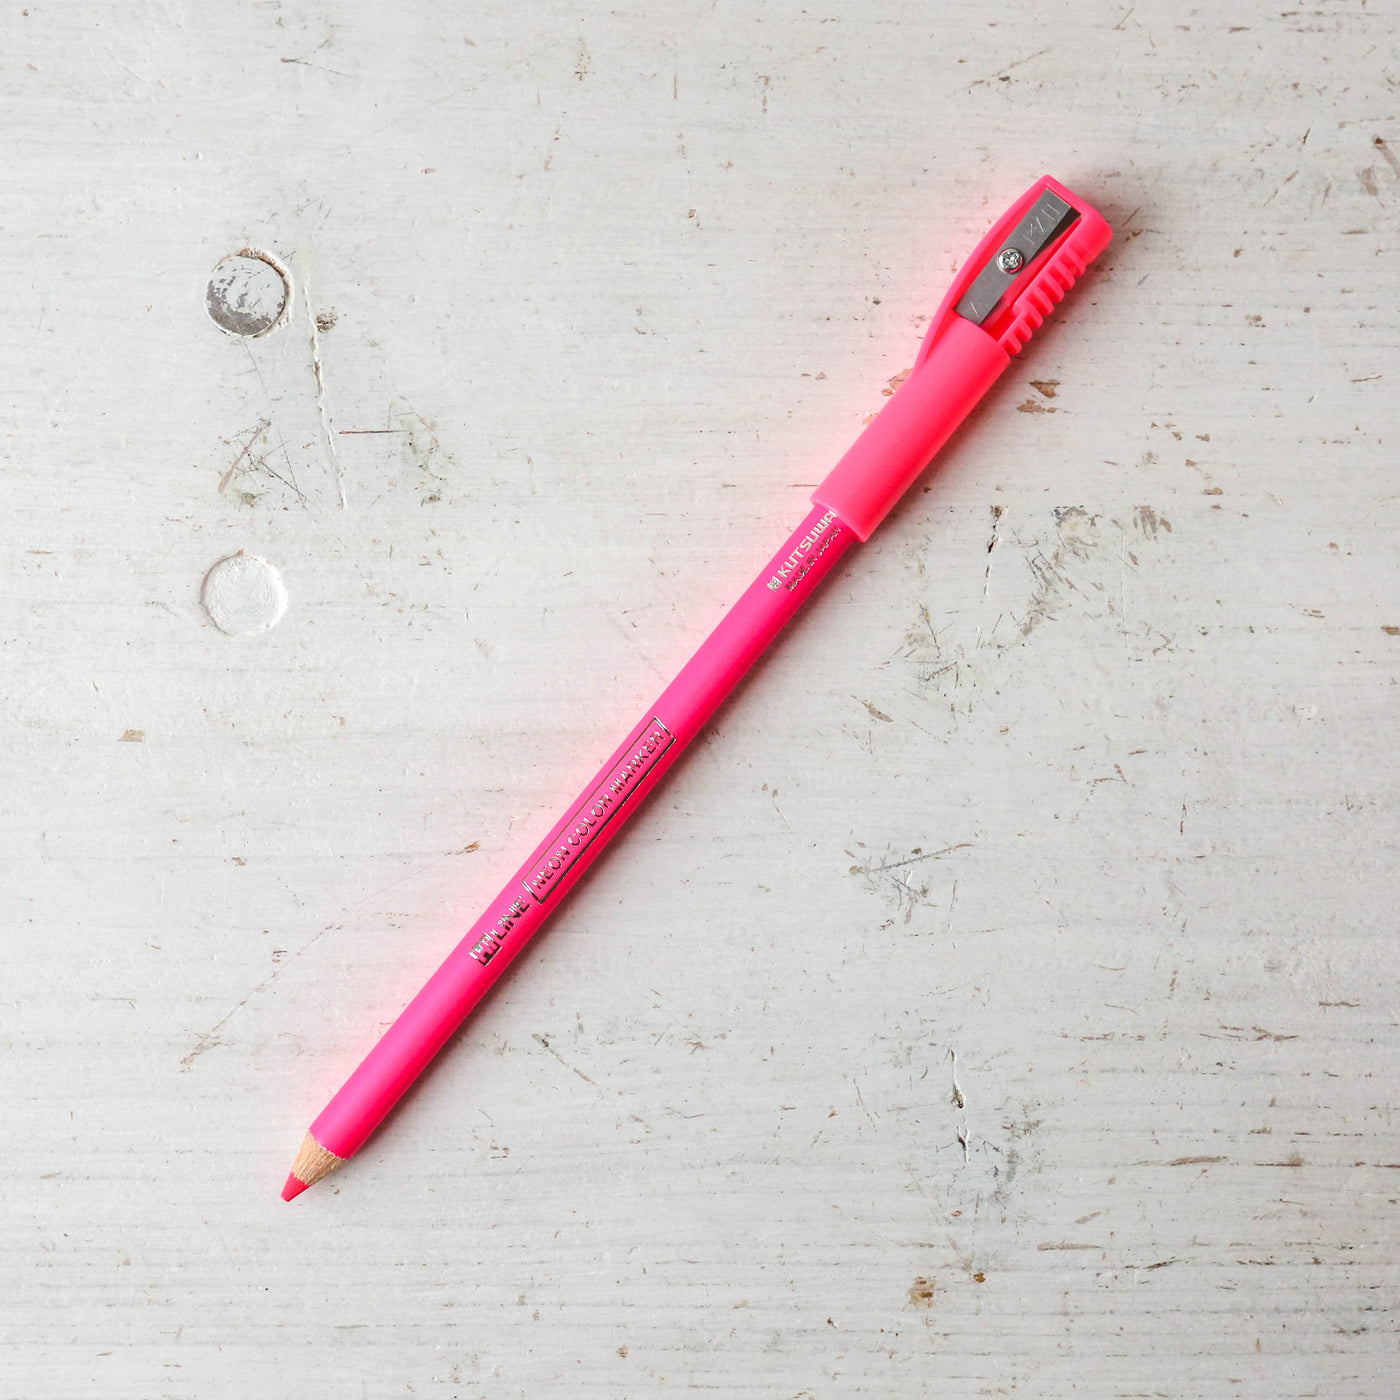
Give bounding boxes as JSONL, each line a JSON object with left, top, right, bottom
{"left": 996, "top": 247, "right": 1024, "bottom": 273}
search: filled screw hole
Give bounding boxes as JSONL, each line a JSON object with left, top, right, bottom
{"left": 206, "top": 251, "right": 289, "bottom": 337}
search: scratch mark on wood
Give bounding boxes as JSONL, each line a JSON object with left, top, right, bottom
{"left": 180, "top": 843, "right": 482, "bottom": 1069}
{"left": 305, "top": 266, "right": 347, "bottom": 508}
{"left": 280, "top": 55, "right": 354, "bottom": 79}
{"left": 983, "top": 504, "right": 1003, "bottom": 599}
{"left": 532, "top": 1032, "right": 597, "bottom": 1086}
{"left": 217, "top": 418, "right": 273, "bottom": 498}
{"left": 241, "top": 346, "right": 308, "bottom": 505}
{"left": 967, "top": 47, "right": 1052, "bottom": 91}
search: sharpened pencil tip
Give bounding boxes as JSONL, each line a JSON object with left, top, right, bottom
{"left": 286, "top": 1131, "right": 346, "bottom": 1195}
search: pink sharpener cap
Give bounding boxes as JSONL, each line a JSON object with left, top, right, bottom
{"left": 813, "top": 175, "right": 1112, "bottom": 541}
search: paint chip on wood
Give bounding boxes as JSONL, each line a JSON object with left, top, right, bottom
{"left": 201, "top": 553, "right": 288, "bottom": 635}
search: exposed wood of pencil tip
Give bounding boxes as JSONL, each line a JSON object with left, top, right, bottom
{"left": 290, "top": 1132, "right": 345, "bottom": 1189}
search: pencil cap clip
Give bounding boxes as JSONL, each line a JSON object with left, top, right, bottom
{"left": 915, "top": 176, "right": 1112, "bottom": 362}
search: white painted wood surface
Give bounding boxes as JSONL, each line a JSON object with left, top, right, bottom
{"left": 3, "top": 2, "right": 1397, "bottom": 1395}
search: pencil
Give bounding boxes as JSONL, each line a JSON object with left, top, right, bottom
{"left": 283, "top": 176, "right": 1111, "bottom": 1199}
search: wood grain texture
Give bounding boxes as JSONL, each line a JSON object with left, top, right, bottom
{"left": 2, "top": 1, "right": 1396, "bottom": 1396}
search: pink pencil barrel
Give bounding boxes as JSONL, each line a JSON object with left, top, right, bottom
{"left": 309, "top": 504, "right": 857, "bottom": 1161}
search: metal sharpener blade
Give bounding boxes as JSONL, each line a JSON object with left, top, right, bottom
{"left": 955, "top": 190, "right": 1080, "bottom": 326}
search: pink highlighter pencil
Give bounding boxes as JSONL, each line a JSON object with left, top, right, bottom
{"left": 283, "top": 176, "right": 1112, "bottom": 1200}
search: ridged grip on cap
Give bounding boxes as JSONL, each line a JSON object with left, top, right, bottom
{"left": 996, "top": 205, "right": 1110, "bottom": 356}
